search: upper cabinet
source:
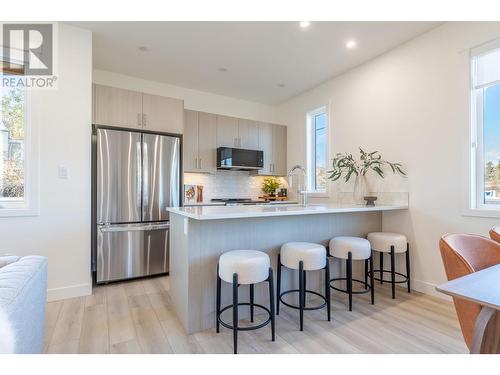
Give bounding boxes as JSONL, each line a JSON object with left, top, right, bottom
{"left": 93, "top": 84, "right": 184, "bottom": 134}
{"left": 251, "top": 123, "right": 287, "bottom": 176}
{"left": 238, "top": 119, "right": 259, "bottom": 150}
{"left": 93, "top": 84, "right": 142, "bottom": 129}
{"left": 184, "top": 110, "right": 217, "bottom": 173}
{"left": 142, "top": 93, "right": 183, "bottom": 133}
{"left": 272, "top": 124, "right": 287, "bottom": 176}
{"left": 216, "top": 115, "right": 239, "bottom": 148}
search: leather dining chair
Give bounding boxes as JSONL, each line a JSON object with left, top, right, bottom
{"left": 490, "top": 226, "right": 500, "bottom": 243}
{"left": 439, "top": 234, "right": 500, "bottom": 350}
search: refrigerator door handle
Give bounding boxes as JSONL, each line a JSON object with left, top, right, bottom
{"left": 142, "top": 141, "right": 149, "bottom": 213}
{"left": 136, "top": 141, "right": 142, "bottom": 211}
{"left": 98, "top": 223, "right": 170, "bottom": 233}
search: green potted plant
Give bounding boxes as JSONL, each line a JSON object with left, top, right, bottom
{"left": 262, "top": 176, "right": 281, "bottom": 198}
{"left": 328, "top": 148, "right": 406, "bottom": 204}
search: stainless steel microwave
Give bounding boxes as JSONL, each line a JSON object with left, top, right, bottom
{"left": 217, "top": 147, "right": 264, "bottom": 171}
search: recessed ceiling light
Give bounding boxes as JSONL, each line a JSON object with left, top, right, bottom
{"left": 217, "top": 67, "right": 228, "bottom": 73}
{"left": 137, "top": 46, "right": 149, "bottom": 52}
{"left": 345, "top": 40, "right": 357, "bottom": 49}
{"left": 299, "top": 21, "right": 310, "bottom": 29}
{"left": 277, "top": 83, "right": 285, "bottom": 88}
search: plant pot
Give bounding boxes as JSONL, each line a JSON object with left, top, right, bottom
{"left": 353, "top": 175, "right": 367, "bottom": 204}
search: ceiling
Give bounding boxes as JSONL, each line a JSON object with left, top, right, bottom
{"left": 72, "top": 22, "right": 441, "bottom": 105}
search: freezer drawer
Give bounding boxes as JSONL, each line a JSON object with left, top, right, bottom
{"left": 96, "top": 222, "right": 169, "bottom": 283}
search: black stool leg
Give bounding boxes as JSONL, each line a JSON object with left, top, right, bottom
{"left": 325, "top": 258, "right": 331, "bottom": 321}
{"left": 406, "top": 243, "right": 411, "bottom": 293}
{"left": 390, "top": 245, "right": 396, "bottom": 299}
{"left": 232, "top": 273, "right": 238, "bottom": 354}
{"left": 364, "top": 259, "right": 368, "bottom": 289}
{"left": 276, "top": 254, "right": 281, "bottom": 316}
{"left": 268, "top": 267, "right": 275, "bottom": 341}
{"left": 380, "top": 252, "right": 384, "bottom": 284}
{"left": 347, "top": 252, "right": 353, "bottom": 311}
{"left": 249, "top": 284, "right": 254, "bottom": 323}
{"left": 369, "top": 251, "right": 375, "bottom": 304}
{"left": 216, "top": 264, "right": 221, "bottom": 333}
{"left": 299, "top": 260, "right": 304, "bottom": 331}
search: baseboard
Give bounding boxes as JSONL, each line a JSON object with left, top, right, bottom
{"left": 410, "top": 278, "right": 451, "bottom": 301}
{"left": 47, "top": 283, "right": 92, "bottom": 302}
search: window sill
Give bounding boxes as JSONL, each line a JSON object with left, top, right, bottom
{"left": 462, "top": 208, "right": 500, "bottom": 219}
{"left": 0, "top": 208, "right": 40, "bottom": 217}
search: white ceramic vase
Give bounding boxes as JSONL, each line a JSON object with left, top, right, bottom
{"left": 353, "top": 175, "right": 367, "bottom": 204}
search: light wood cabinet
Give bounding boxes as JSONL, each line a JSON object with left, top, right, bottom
{"left": 93, "top": 84, "right": 183, "bottom": 134}
{"left": 183, "top": 110, "right": 199, "bottom": 172}
{"left": 238, "top": 119, "right": 260, "bottom": 150}
{"left": 142, "top": 93, "right": 183, "bottom": 134}
{"left": 216, "top": 115, "right": 239, "bottom": 148}
{"left": 252, "top": 123, "right": 287, "bottom": 176}
{"left": 93, "top": 84, "right": 142, "bottom": 129}
{"left": 198, "top": 112, "right": 217, "bottom": 173}
{"left": 272, "top": 124, "right": 287, "bottom": 176}
{"left": 184, "top": 110, "right": 216, "bottom": 173}
{"left": 258, "top": 122, "right": 273, "bottom": 174}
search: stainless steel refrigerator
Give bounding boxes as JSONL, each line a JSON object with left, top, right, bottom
{"left": 93, "top": 127, "right": 181, "bottom": 284}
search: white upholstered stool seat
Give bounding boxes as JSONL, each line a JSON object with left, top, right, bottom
{"left": 329, "top": 236, "right": 371, "bottom": 260}
{"left": 280, "top": 242, "right": 327, "bottom": 271}
{"left": 367, "top": 232, "right": 407, "bottom": 253}
{"left": 218, "top": 250, "right": 270, "bottom": 285}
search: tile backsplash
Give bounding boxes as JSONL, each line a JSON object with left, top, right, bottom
{"left": 184, "top": 171, "right": 288, "bottom": 203}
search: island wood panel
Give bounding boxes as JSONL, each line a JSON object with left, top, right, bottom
{"left": 169, "top": 211, "right": 383, "bottom": 333}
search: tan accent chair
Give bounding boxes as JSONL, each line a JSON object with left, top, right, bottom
{"left": 439, "top": 234, "right": 500, "bottom": 350}
{"left": 489, "top": 227, "right": 500, "bottom": 243}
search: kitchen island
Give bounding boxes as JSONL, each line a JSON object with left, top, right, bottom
{"left": 167, "top": 203, "right": 408, "bottom": 333}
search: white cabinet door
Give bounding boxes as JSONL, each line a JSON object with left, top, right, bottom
{"left": 216, "top": 115, "right": 239, "bottom": 148}
{"left": 198, "top": 112, "right": 217, "bottom": 173}
{"left": 93, "top": 84, "right": 142, "bottom": 129}
{"left": 142, "top": 93, "right": 183, "bottom": 134}
{"left": 272, "top": 124, "right": 287, "bottom": 176}
{"left": 183, "top": 110, "right": 199, "bottom": 172}
{"left": 238, "top": 119, "right": 259, "bottom": 150}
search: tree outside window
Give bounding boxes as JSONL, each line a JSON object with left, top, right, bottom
{"left": 0, "top": 85, "right": 25, "bottom": 200}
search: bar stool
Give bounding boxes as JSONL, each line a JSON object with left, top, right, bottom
{"left": 277, "top": 242, "right": 330, "bottom": 331}
{"left": 216, "top": 250, "right": 275, "bottom": 354}
{"left": 367, "top": 232, "right": 410, "bottom": 299}
{"left": 329, "top": 236, "right": 374, "bottom": 311}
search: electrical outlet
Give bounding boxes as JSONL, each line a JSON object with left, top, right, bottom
{"left": 58, "top": 165, "right": 68, "bottom": 179}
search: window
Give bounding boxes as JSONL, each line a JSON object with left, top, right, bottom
{"left": 0, "top": 75, "right": 37, "bottom": 216}
{"left": 306, "top": 107, "right": 328, "bottom": 193}
{"left": 470, "top": 42, "right": 500, "bottom": 211}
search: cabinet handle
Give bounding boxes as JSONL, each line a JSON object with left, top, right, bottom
{"left": 199, "top": 158, "right": 203, "bottom": 169}
{"left": 143, "top": 113, "right": 147, "bottom": 127}
{"left": 137, "top": 113, "right": 141, "bottom": 127}
{"left": 195, "top": 158, "right": 199, "bottom": 169}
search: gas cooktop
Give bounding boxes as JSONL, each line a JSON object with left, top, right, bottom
{"left": 211, "top": 198, "right": 266, "bottom": 205}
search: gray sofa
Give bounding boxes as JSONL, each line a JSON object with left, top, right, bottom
{"left": 0, "top": 256, "right": 48, "bottom": 354}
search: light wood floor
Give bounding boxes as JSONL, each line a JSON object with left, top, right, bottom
{"left": 44, "top": 276, "right": 468, "bottom": 354}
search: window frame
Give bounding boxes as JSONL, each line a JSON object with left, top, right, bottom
{"left": 0, "top": 87, "right": 39, "bottom": 217}
{"left": 306, "top": 105, "right": 329, "bottom": 196}
{"left": 467, "top": 42, "right": 500, "bottom": 217}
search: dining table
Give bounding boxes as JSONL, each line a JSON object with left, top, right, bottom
{"left": 436, "top": 264, "right": 500, "bottom": 354}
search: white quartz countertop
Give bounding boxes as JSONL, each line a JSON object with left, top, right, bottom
{"left": 167, "top": 202, "right": 408, "bottom": 220}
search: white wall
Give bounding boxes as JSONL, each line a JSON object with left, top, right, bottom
{"left": 93, "top": 69, "right": 277, "bottom": 124}
{"left": 276, "top": 22, "right": 500, "bottom": 296}
{"left": 0, "top": 23, "right": 93, "bottom": 301}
